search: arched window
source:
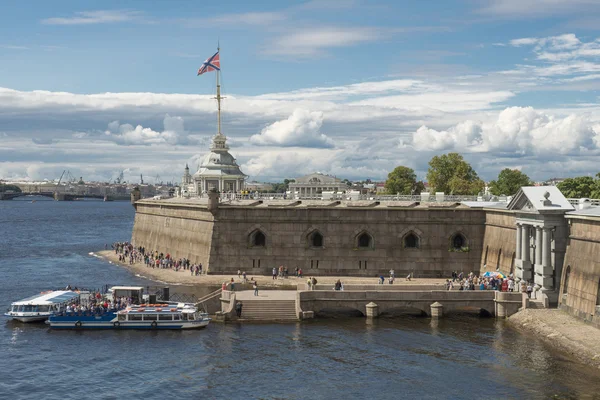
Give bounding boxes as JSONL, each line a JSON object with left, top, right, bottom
{"left": 357, "top": 232, "right": 372, "bottom": 248}
{"left": 451, "top": 233, "right": 466, "bottom": 249}
{"left": 250, "top": 230, "right": 266, "bottom": 247}
{"left": 404, "top": 233, "right": 419, "bottom": 248}
{"left": 311, "top": 232, "right": 324, "bottom": 247}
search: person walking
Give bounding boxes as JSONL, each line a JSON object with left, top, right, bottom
{"left": 235, "top": 302, "right": 243, "bottom": 318}
{"left": 253, "top": 281, "right": 258, "bottom": 296}
{"left": 272, "top": 267, "right": 277, "bottom": 280}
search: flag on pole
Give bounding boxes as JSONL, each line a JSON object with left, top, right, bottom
{"left": 197, "top": 51, "right": 220, "bottom": 76}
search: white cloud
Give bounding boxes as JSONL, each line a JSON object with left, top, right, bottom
{"left": 104, "top": 114, "right": 192, "bottom": 146}
{"left": 42, "top": 10, "right": 144, "bottom": 25}
{"left": 194, "top": 12, "right": 286, "bottom": 26}
{"left": 410, "top": 106, "right": 600, "bottom": 155}
{"left": 478, "top": 0, "right": 600, "bottom": 17}
{"left": 264, "top": 27, "right": 383, "bottom": 56}
{"left": 250, "top": 109, "right": 334, "bottom": 148}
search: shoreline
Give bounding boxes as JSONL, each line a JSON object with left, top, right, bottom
{"left": 93, "top": 250, "right": 449, "bottom": 288}
{"left": 508, "top": 308, "right": 600, "bottom": 370}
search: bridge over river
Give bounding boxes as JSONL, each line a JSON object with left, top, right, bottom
{"left": 0, "top": 192, "right": 129, "bottom": 201}
{"left": 215, "top": 285, "right": 524, "bottom": 322}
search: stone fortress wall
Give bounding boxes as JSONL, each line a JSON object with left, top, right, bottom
{"left": 560, "top": 216, "right": 600, "bottom": 327}
{"left": 131, "top": 199, "right": 484, "bottom": 277}
{"left": 480, "top": 210, "right": 517, "bottom": 277}
{"left": 210, "top": 205, "right": 485, "bottom": 277}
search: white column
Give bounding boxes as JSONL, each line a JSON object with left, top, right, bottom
{"left": 535, "top": 226, "right": 542, "bottom": 266}
{"left": 521, "top": 225, "right": 529, "bottom": 262}
{"left": 542, "top": 228, "right": 551, "bottom": 268}
{"left": 516, "top": 223, "right": 522, "bottom": 260}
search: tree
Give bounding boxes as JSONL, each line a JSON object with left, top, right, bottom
{"left": 593, "top": 173, "right": 600, "bottom": 199}
{"left": 0, "top": 183, "right": 21, "bottom": 193}
{"left": 488, "top": 169, "right": 532, "bottom": 196}
{"left": 384, "top": 166, "right": 424, "bottom": 195}
{"left": 426, "top": 153, "right": 484, "bottom": 195}
{"left": 557, "top": 176, "right": 596, "bottom": 198}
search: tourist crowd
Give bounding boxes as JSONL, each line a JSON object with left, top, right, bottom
{"left": 111, "top": 242, "right": 205, "bottom": 276}
{"left": 446, "top": 270, "right": 534, "bottom": 297}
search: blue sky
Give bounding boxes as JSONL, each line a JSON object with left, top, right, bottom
{"left": 2, "top": 0, "right": 600, "bottom": 183}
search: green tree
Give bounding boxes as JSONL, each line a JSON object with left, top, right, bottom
{"left": 0, "top": 183, "right": 21, "bottom": 192}
{"left": 488, "top": 169, "right": 532, "bottom": 196}
{"left": 557, "top": 176, "right": 596, "bottom": 198}
{"left": 592, "top": 173, "right": 600, "bottom": 199}
{"left": 426, "top": 153, "right": 484, "bottom": 195}
{"left": 384, "top": 166, "right": 424, "bottom": 194}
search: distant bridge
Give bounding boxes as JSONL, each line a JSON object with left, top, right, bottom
{"left": 0, "top": 191, "right": 129, "bottom": 201}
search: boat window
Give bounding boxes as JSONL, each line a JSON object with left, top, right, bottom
{"left": 118, "top": 314, "right": 126, "bottom": 321}
{"left": 23, "top": 305, "right": 34, "bottom": 312}
{"left": 129, "top": 314, "right": 143, "bottom": 321}
{"left": 38, "top": 305, "right": 50, "bottom": 312}
{"left": 11, "top": 306, "right": 17, "bottom": 312}
{"left": 159, "top": 314, "right": 173, "bottom": 321}
{"left": 173, "top": 314, "right": 181, "bottom": 321}
{"left": 143, "top": 314, "right": 157, "bottom": 321}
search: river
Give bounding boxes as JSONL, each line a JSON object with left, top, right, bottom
{"left": 1, "top": 198, "right": 600, "bottom": 399}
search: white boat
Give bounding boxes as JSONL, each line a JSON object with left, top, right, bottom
{"left": 47, "top": 302, "right": 211, "bottom": 330}
{"left": 5, "top": 290, "right": 82, "bottom": 323}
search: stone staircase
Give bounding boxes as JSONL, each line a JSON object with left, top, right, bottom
{"left": 528, "top": 297, "right": 545, "bottom": 309}
{"left": 238, "top": 299, "right": 298, "bottom": 321}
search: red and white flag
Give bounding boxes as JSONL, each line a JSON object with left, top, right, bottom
{"left": 197, "top": 51, "right": 220, "bottom": 76}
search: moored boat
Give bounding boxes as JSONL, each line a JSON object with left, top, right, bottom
{"left": 5, "top": 290, "right": 82, "bottom": 323}
{"left": 47, "top": 303, "right": 211, "bottom": 330}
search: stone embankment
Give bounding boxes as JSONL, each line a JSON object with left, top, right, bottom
{"left": 509, "top": 309, "right": 600, "bottom": 369}
{"left": 95, "top": 250, "right": 448, "bottom": 288}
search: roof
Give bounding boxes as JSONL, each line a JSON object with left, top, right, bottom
{"left": 109, "top": 286, "right": 144, "bottom": 291}
{"left": 507, "top": 186, "right": 574, "bottom": 212}
{"left": 461, "top": 201, "right": 507, "bottom": 209}
{"left": 566, "top": 206, "right": 600, "bottom": 217}
{"left": 12, "top": 290, "right": 80, "bottom": 305}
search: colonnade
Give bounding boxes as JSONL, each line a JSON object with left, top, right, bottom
{"left": 515, "top": 223, "right": 554, "bottom": 292}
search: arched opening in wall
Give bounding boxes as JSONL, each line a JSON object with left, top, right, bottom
{"left": 562, "top": 265, "right": 571, "bottom": 303}
{"left": 310, "top": 231, "right": 324, "bottom": 248}
{"left": 379, "top": 307, "right": 427, "bottom": 318}
{"left": 316, "top": 308, "right": 364, "bottom": 318}
{"left": 357, "top": 232, "right": 373, "bottom": 249}
{"left": 404, "top": 233, "right": 419, "bottom": 249}
{"left": 250, "top": 230, "right": 266, "bottom": 247}
{"left": 496, "top": 249, "right": 502, "bottom": 271}
{"left": 451, "top": 233, "right": 467, "bottom": 250}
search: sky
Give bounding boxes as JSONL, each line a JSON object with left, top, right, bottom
{"left": 2, "top": 0, "right": 600, "bottom": 184}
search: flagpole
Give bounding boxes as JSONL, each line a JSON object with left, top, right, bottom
{"left": 216, "top": 44, "right": 222, "bottom": 136}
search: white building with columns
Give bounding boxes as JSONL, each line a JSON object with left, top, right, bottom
{"left": 186, "top": 132, "right": 247, "bottom": 195}
{"left": 508, "top": 186, "right": 574, "bottom": 304}
{"left": 289, "top": 172, "right": 346, "bottom": 199}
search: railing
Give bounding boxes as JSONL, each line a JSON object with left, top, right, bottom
{"left": 217, "top": 193, "right": 485, "bottom": 203}
{"left": 567, "top": 198, "right": 600, "bottom": 206}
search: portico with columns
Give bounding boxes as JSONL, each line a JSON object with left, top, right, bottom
{"left": 508, "top": 186, "right": 574, "bottom": 304}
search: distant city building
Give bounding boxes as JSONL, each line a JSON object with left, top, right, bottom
{"left": 289, "top": 172, "right": 346, "bottom": 198}
{"left": 245, "top": 181, "right": 274, "bottom": 192}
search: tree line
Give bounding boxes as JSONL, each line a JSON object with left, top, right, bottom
{"left": 384, "top": 152, "right": 600, "bottom": 198}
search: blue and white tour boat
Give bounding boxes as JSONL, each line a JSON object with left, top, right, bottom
{"left": 47, "top": 303, "right": 211, "bottom": 330}
{"left": 5, "top": 290, "right": 82, "bottom": 323}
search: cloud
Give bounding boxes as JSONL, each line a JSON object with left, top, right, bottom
{"left": 41, "top": 10, "right": 144, "bottom": 25}
{"left": 191, "top": 12, "right": 286, "bottom": 26}
{"left": 264, "top": 27, "right": 383, "bottom": 56}
{"left": 104, "top": 114, "right": 194, "bottom": 146}
{"left": 32, "top": 137, "right": 56, "bottom": 145}
{"left": 411, "top": 106, "right": 600, "bottom": 155}
{"left": 478, "top": 0, "right": 600, "bottom": 17}
{"left": 250, "top": 109, "right": 334, "bottom": 148}
{"left": 0, "top": 45, "right": 28, "bottom": 50}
